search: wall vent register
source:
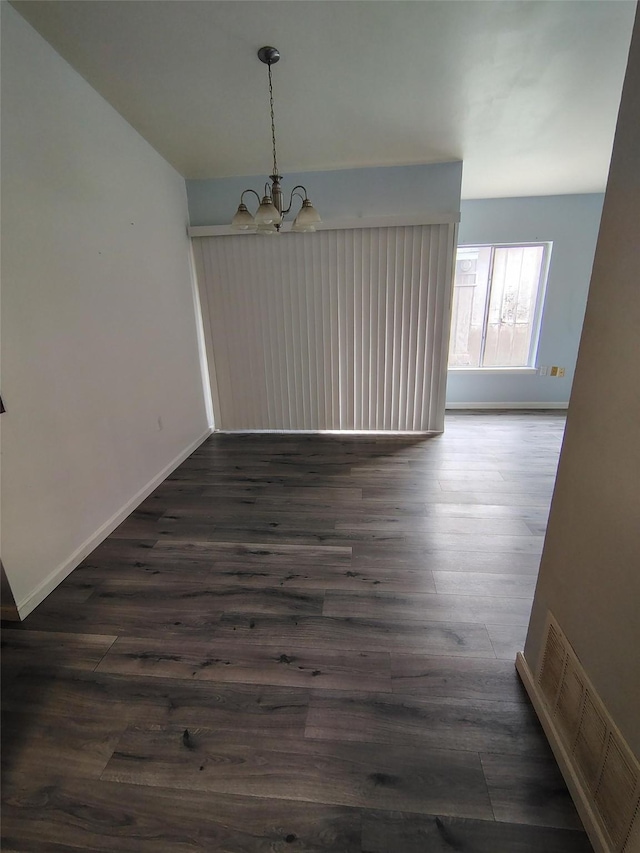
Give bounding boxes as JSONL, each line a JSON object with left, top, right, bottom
{"left": 537, "top": 614, "right": 640, "bottom": 852}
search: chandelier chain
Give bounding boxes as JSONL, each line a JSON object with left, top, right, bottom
{"left": 268, "top": 62, "right": 278, "bottom": 177}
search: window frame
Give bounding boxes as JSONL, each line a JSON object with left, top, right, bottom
{"left": 447, "top": 241, "right": 552, "bottom": 373}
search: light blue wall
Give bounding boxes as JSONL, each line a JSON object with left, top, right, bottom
{"left": 188, "top": 168, "right": 602, "bottom": 408}
{"left": 186, "top": 162, "right": 462, "bottom": 226}
{"left": 447, "top": 194, "right": 604, "bottom": 406}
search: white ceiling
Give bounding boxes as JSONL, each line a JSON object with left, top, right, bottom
{"left": 11, "top": 0, "right": 637, "bottom": 198}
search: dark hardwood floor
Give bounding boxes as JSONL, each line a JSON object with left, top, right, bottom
{"left": 1, "top": 412, "right": 594, "bottom": 852}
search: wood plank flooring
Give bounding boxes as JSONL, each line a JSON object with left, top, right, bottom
{"left": 1, "top": 412, "right": 594, "bottom": 852}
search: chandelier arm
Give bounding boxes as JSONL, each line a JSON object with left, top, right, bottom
{"left": 240, "top": 189, "right": 262, "bottom": 207}
{"left": 290, "top": 185, "right": 309, "bottom": 200}
{"left": 282, "top": 185, "right": 310, "bottom": 216}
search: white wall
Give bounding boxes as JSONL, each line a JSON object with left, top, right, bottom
{"left": 1, "top": 6, "right": 210, "bottom": 615}
{"left": 524, "top": 9, "right": 640, "bottom": 758}
{"left": 447, "top": 194, "right": 604, "bottom": 407}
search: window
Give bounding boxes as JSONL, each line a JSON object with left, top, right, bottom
{"left": 448, "top": 243, "right": 549, "bottom": 369}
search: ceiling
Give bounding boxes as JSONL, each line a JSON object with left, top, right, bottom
{"left": 11, "top": 1, "right": 637, "bottom": 198}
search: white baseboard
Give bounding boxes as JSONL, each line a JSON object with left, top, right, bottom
{"left": 515, "top": 653, "right": 612, "bottom": 853}
{"left": 16, "top": 428, "right": 213, "bottom": 620}
{"left": 446, "top": 401, "right": 569, "bottom": 410}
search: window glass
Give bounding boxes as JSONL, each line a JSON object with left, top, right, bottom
{"left": 448, "top": 244, "right": 546, "bottom": 368}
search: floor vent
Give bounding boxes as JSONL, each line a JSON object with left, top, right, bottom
{"left": 537, "top": 614, "right": 640, "bottom": 852}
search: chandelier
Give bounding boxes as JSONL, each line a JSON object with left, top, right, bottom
{"left": 231, "top": 46, "right": 321, "bottom": 235}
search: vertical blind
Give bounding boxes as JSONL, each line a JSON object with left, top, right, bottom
{"left": 192, "top": 223, "right": 456, "bottom": 432}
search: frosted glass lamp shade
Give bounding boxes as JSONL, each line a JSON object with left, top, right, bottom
{"left": 292, "top": 198, "right": 321, "bottom": 232}
{"left": 255, "top": 196, "right": 280, "bottom": 225}
{"left": 257, "top": 222, "right": 278, "bottom": 236}
{"left": 231, "top": 203, "right": 256, "bottom": 231}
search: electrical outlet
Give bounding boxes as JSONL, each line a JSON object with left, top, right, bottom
{"left": 539, "top": 366, "right": 548, "bottom": 376}
{"left": 558, "top": 367, "right": 566, "bottom": 377}
{"left": 550, "top": 366, "right": 558, "bottom": 377}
